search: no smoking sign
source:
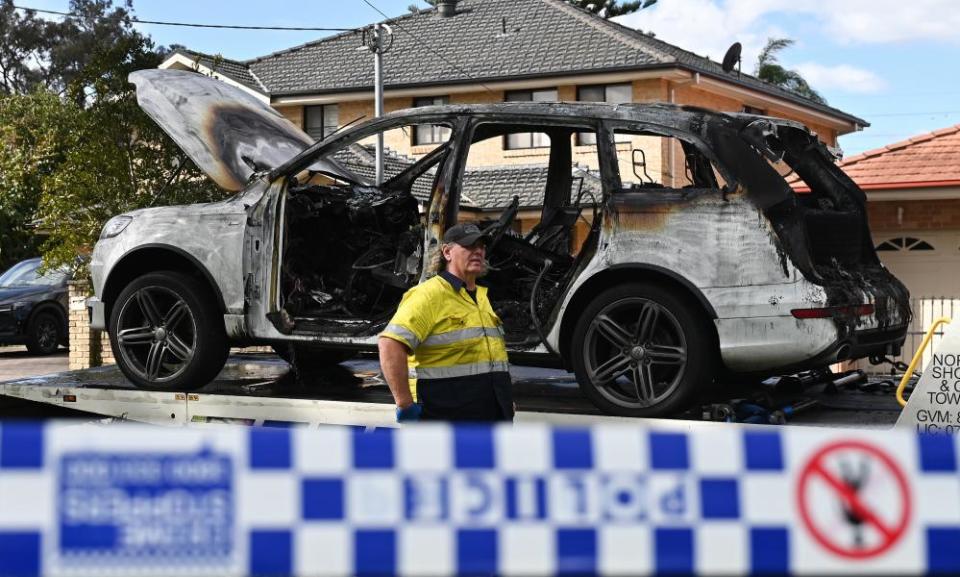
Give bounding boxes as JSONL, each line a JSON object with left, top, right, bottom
{"left": 797, "top": 440, "right": 912, "bottom": 559}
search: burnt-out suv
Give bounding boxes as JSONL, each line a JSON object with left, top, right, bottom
{"left": 87, "top": 69, "right": 909, "bottom": 416}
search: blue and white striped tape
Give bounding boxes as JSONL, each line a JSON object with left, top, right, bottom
{"left": 0, "top": 422, "right": 957, "bottom": 576}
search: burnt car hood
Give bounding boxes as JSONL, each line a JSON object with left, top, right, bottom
{"left": 129, "top": 69, "right": 347, "bottom": 192}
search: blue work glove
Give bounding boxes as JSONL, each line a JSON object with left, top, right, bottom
{"left": 396, "top": 403, "right": 423, "bottom": 423}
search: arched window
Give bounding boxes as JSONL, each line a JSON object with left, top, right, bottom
{"left": 875, "top": 237, "right": 935, "bottom": 252}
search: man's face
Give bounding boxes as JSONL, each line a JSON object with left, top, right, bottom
{"left": 444, "top": 241, "right": 486, "bottom": 276}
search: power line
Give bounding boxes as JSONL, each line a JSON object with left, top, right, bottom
{"left": 12, "top": 5, "right": 355, "bottom": 31}
{"left": 360, "top": 0, "right": 497, "bottom": 96}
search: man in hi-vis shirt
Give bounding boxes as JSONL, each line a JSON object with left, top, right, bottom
{"left": 378, "top": 223, "right": 514, "bottom": 422}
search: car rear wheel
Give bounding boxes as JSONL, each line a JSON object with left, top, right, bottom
{"left": 571, "top": 282, "right": 714, "bottom": 417}
{"left": 26, "top": 311, "right": 61, "bottom": 355}
{"left": 110, "top": 271, "right": 228, "bottom": 390}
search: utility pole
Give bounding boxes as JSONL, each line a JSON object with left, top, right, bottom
{"left": 364, "top": 23, "right": 393, "bottom": 185}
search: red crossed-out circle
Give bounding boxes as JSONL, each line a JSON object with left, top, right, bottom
{"left": 796, "top": 440, "right": 912, "bottom": 559}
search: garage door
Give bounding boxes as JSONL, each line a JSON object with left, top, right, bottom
{"left": 874, "top": 232, "right": 960, "bottom": 299}
{"left": 864, "top": 232, "right": 960, "bottom": 370}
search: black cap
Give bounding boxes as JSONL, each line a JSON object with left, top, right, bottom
{"left": 442, "top": 222, "right": 489, "bottom": 246}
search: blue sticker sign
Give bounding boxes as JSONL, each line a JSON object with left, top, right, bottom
{"left": 58, "top": 449, "right": 233, "bottom": 565}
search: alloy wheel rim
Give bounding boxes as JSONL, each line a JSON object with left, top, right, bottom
{"left": 116, "top": 286, "right": 197, "bottom": 383}
{"left": 583, "top": 297, "right": 688, "bottom": 409}
{"left": 37, "top": 318, "right": 58, "bottom": 350}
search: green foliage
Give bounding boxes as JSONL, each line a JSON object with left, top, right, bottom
{"left": 566, "top": 0, "right": 646, "bottom": 18}
{"left": 0, "top": 91, "right": 79, "bottom": 270}
{"left": 0, "top": 1, "right": 51, "bottom": 94}
{"left": 0, "top": 0, "right": 223, "bottom": 276}
{"left": 755, "top": 37, "right": 827, "bottom": 105}
{"left": 414, "top": 0, "right": 653, "bottom": 18}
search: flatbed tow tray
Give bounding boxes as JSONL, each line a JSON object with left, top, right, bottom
{"left": 0, "top": 354, "right": 904, "bottom": 428}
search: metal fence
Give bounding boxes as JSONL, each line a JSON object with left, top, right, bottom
{"left": 850, "top": 297, "right": 959, "bottom": 375}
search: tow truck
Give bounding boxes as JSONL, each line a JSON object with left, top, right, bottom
{"left": 0, "top": 351, "right": 907, "bottom": 429}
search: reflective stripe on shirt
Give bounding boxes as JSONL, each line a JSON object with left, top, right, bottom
{"left": 415, "top": 360, "right": 511, "bottom": 380}
{"left": 382, "top": 324, "right": 421, "bottom": 349}
{"left": 422, "top": 326, "right": 502, "bottom": 347}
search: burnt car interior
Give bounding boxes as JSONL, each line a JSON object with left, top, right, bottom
{"left": 276, "top": 125, "right": 449, "bottom": 329}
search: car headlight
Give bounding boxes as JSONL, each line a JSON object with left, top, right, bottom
{"left": 0, "top": 303, "right": 28, "bottom": 313}
{"left": 100, "top": 215, "right": 133, "bottom": 239}
{"left": 0, "top": 305, "right": 11, "bottom": 313}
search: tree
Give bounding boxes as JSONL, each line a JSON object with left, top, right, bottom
{"left": 0, "top": 1, "right": 51, "bottom": 94}
{"left": 0, "top": 92, "right": 77, "bottom": 270}
{"left": 0, "top": 0, "right": 222, "bottom": 275}
{"left": 755, "top": 37, "right": 827, "bottom": 105}
{"left": 565, "top": 0, "right": 656, "bottom": 18}
{"left": 411, "top": 0, "right": 656, "bottom": 18}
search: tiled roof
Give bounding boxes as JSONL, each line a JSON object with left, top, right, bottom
{"left": 837, "top": 125, "right": 960, "bottom": 190}
{"left": 331, "top": 145, "right": 601, "bottom": 210}
{"left": 174, "top": 0, "right": 864, "bottom": 126}
{"left": 461, "top": 163, "right": 602, "bottom": 210}
{"left": 170, "top": 49, "right": 267, "bottom": 95}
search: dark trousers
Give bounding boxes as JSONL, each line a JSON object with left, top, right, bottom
{"left": 418, "top": 372, "right": 514, "bottom": 422}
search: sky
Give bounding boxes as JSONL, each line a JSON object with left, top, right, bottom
{"left": 18, "top": 0, "right": 960, "bottom": 157}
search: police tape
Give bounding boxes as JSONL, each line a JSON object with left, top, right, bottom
{"left": 0, "top": 422, "right": 957, "bottom": 576}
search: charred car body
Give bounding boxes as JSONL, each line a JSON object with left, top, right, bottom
{"left": 87, "top": 69, "right": 909, "bottom": 416}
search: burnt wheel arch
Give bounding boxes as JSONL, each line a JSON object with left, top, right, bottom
{"left": 102, "top": 245, "right": 226, "bottom": 320}
{"left": 558, "top": 265, "right": 718, "bottom": 370}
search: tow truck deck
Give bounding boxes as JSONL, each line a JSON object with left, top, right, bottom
{"left": 0, "top": 353, "right": 907, "bottom": 429}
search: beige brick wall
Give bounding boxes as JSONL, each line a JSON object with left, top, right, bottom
{"left": 869, "top": 199, "right": 960, "bottom": 232}
{"left": 68, "top": 281, "right": 113, "bottom": 371}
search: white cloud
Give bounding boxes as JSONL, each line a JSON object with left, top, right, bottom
{"left": 613, "top": 0, "right": 776, "bottom": 68}
{"left": 814, "top": 0, "right": 960, "bottom": 44}
{"left": 794, "top": 63, "right": 887, "bottom": 94}
{"left": 614, "top": 0, "right": 960, "bottom": 55}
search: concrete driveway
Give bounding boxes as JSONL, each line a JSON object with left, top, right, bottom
{"left": 0, "top": 345, "right": 68, "bottom": 382}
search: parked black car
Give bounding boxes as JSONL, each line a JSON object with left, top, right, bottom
{"left": 0, "top": 258, "right": 70, "bottom": 355}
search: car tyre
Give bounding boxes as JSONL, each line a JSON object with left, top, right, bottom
{"left": 570, "top": 282, "right": 715, "bottom": 417}
{"left": 25, "top": 311, "right": 62, "bottom": 355}
{"left": 272, "top": 344, "right": 356, "bottom": 372}
{"left": 110, "top": 271, "right": 228, "bottom": 390}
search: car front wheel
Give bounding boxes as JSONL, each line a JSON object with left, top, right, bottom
{"left": 571, "top": 282, "right": 714, "bottom": 417}
{"left": 110, "top": 271, "right": 228, "bottom": 390}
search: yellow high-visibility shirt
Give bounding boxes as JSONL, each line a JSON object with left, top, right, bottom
{"left": 379, "top": 273, "right": 509, "bottom": 386}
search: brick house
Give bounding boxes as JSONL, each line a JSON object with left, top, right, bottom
{"left": 160, "top": 0, "right": 866, "bottom": 237}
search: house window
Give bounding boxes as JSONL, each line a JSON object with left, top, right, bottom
{"left": 304, "top": 104, "right": 339, "bottom": 141}
{"left": 742, "top": 105, "right": 766, "bottom": 115}
{"left": 412, "top": 96, "right": 452, "bottom": 145}
{"left": 504, "top": 89, "right": 558, "bottom": 149}
{"left": 577, "top": 84, "right": 632, "bottom": 144}
{"left": 876, "top": 237, "right": 935, "bottom": 251}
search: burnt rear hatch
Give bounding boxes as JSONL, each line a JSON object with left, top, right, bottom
{"left": 713, "top": 116, "right": 910, "bottom": 360}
